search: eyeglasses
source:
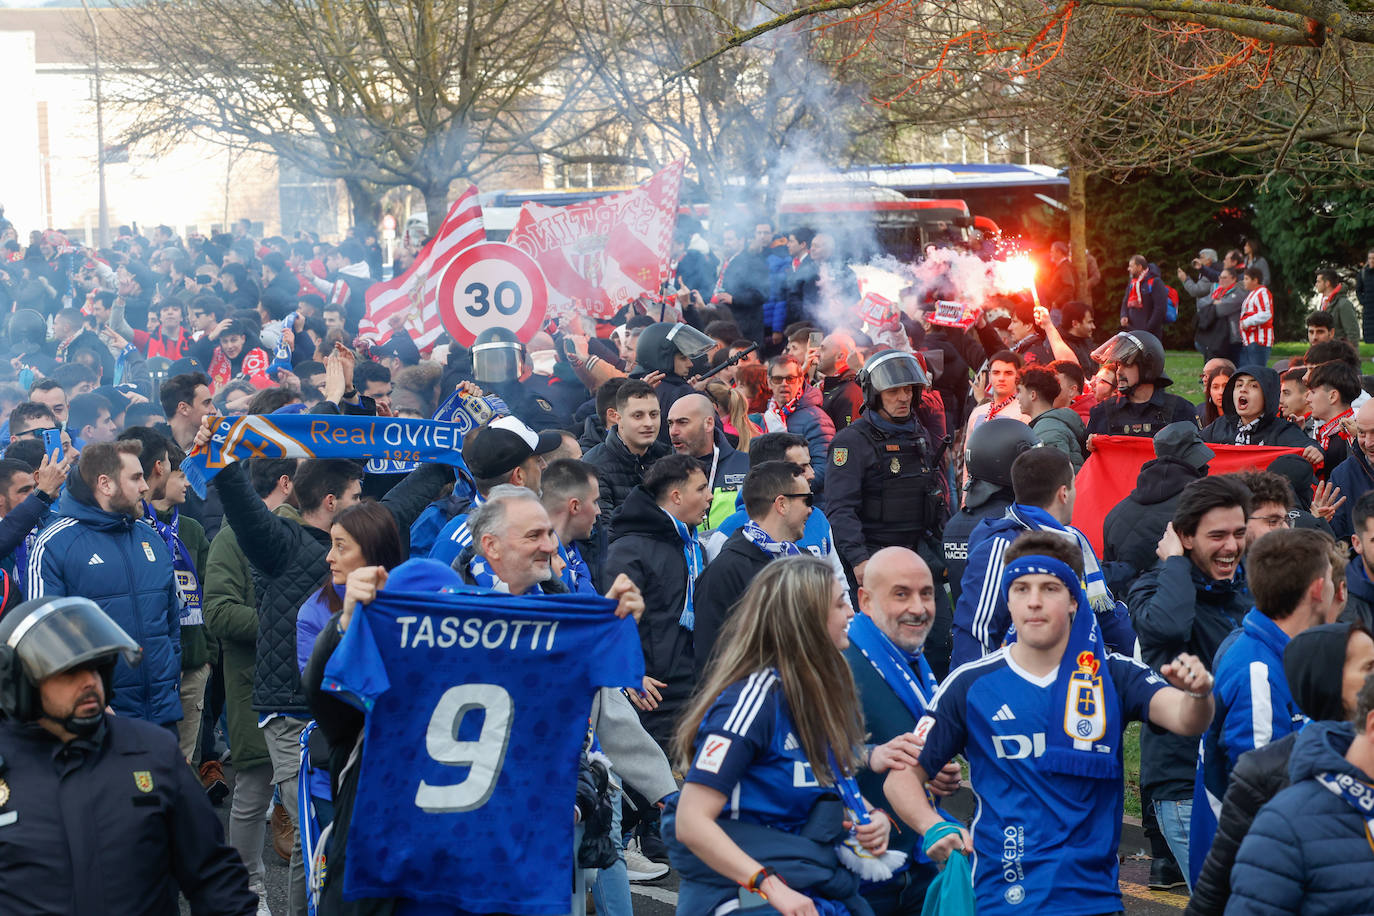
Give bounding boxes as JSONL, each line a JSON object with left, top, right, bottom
{"left": 19, "top": 427, "right": 57, "bottom": 439}
{"left": 1252, "top": 513, "right": 1291, "bottom": 530}
{"left": 780, "top": 492, "right": 814, "bottom": 507}
{"left": 770, "top": 374, "right": 801, "bottom": 384}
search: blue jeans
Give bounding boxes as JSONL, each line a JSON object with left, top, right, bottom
{"left": 1154, "top": 798, "right": 1192, "bottom": 891}
{"left": 590, "top": 782, "right": 633, "bottom": 916}
{"left": 1237, "top": 343, "right": 1270, "bottom": 367}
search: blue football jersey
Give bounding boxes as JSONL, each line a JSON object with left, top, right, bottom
{"left": 323, "top": 588, "right": 644, "bottom": 914}
{"left": 916, "top": 649, "right": 1167, "bottom": 916}
{"left": 427, "top": 513, "right": 473, "bottom": 566}
{"left": 685, "top": 669, "right": 829, "bottom": 833}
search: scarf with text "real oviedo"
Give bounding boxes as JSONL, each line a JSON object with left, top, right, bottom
{"left": 181, "top": 413, "right": 471, "bottom": 498}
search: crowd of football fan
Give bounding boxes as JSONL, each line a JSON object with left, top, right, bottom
{"left": 0, "top": 215, "right": 1373, "bottom": 916}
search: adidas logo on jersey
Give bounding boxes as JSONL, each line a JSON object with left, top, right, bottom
{"left": 88, "top": 553, "right": 104, "bottom": 566}
{"left": 991, "top": 704, "right": 1016, "bottom": 722}
{"left": 783, "top": 732, "right": 800, "bottom": 751}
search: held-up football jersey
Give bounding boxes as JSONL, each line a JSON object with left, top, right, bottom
{"left": 915, "top": 648, "right": 1167, "bottom": 916}
{"left": 685, "top": 668, "right": 828, "bottom": 832}
{"left": 322, "top": 588, "right": 644, "bottom": 915}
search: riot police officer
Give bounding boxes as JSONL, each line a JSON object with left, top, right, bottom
{"left": 471, "top": 326, "right": 569, "bottom": 432}
{"left": 826, "top": 349, "right": 953, "bottom": 670}
{"left": 0, "top": 596, "right": 258, "bottom": 915}
{"left": 633, "top": 321, "right": 714, "bottom": 440}
{"left": 1086, "top": 330, "right": 1196, "bottom": 443}
{"left": 943, "top": 418, "right": 1037, "bottom": 610}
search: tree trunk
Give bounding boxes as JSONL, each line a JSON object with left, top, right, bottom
{"left": 421, "top": 182, "right": 452, "bottom": 237}
{"left": 1068, "top": 163, "right": 1089, "bottom": 304}
{"left": 344, "top": 178, "right": 382, "bottom": 233}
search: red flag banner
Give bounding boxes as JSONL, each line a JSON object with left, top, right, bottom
{"left": 505, "top": 161, "right": 685, "bottom": 320}
{"left": 359, "top": 186, "right": 486, "bottom": 350}
{"left": 1071, "top": 435, "right": 1304, "bottom": 555}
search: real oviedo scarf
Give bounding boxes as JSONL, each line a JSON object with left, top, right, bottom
{"left": 1000, "top": 554, "right": 1120, "bottom": 780}
{"left": 182, "top": 413, "right": 471, "bottom": 498}
{"left": 662, "top": 507, "right": 702, "bottom": 630}
{"left": 143, "top": 502, "right": 203, "bottom": 626}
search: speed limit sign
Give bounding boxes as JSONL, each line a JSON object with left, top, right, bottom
{"left": 436, "top": 242, "right": 548, "bottom": 346}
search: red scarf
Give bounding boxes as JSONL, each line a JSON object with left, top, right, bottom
{"left": 1213, "top": 282, "right": 1236, "bottom": 299}
{"left": 986, "top": 395, "right": 1017, "bottom": 421}
{"left": 1317, "top": 408, "right": 1353, "bottom": 450}
{"left": 147, "top": 327, "right": 191, "bottom": 361}
{"left": 209, "top": 346, "right": 272, "bottom": 391}
{"left": 1321, "top": 285, "right": 1344, "bottom": 310}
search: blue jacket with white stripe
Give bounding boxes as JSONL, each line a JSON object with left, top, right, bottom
{"left": 950, "top": 507, "right": 1135, "bottom": 669}
{"left": 29, "top": 492, "right": 182, "bottom": 725}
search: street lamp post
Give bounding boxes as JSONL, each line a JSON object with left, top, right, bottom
{"left": 80, "top": 0, "right": 108, "bottom": 248}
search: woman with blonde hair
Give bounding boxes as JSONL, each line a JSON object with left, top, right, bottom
{"left": 704, "top": 379, "right": 760, "bottom": 451}
{"left": 669, "top": 556, "right": 893, "bottom": 916}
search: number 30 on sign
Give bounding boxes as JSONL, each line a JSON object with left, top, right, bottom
{"left": 436, "top": 242, "right": 548, "bottom": 346}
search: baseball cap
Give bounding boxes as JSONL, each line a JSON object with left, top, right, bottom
{"left": 1153, "top": 421, "right": 1214, "bottom": 470}
{"left": 462, "top": 416, "right": 562, "bottom": 480}
{"left": 373, "top": 334, "right": 420, "bottom": 366}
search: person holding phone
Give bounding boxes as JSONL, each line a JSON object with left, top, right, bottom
{"left": 669, "top": 556, "right": 896, "bottom": 916}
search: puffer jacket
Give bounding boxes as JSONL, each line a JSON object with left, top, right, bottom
{"left": 604, "top": 485, "right": 696, "bottom": 740}
{"left": 212, "top": 459, "right": 451, "bottom": 715}
{"left": 1225, "top": 721, "right": 1373, "bottom": 915}
{"left": 1187, "top": 622, "right": 1352, "bottom": 916}
{"left": 1028, "top": 406, "right": 1085, "bottom": 469}
{"left": 1128, "top": 555, "right": 1250, "bottom": 799}
{"left": 1103, "top": 456, "right": 1205, "bottom": 582}
{"left": 583, "top": 427, "right": 672, "bottom": 518}
{"left": 767, "top": 385, "right": 836, "bottom": 489}
{"left": 1201, "top": 366, "right": 1315, "bottom": 449}
{"left": 29, "top": 491, "right": 182, "bottom": 725}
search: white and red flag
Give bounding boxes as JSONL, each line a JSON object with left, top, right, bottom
{"left": 506, "top": 161, "right": 684, "bottom": 320}
{"left": 358, "top": 186, "right": 486, "bottom": 350}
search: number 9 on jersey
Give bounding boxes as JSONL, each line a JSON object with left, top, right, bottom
{"left": 436, "top": 242, "right": 549, "bottom": 346}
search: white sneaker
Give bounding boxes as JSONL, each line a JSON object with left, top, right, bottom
{"left": 623, "top": 837, "right": 670, "bottom": 882}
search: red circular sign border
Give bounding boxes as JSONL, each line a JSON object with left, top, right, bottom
{"left": 435, "top": 242, "right": 548, "bottom": 346}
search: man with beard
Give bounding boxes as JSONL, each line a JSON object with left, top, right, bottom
{"left": 28, "top": 440, "right": 183, "bottom": 728}
{"left": 666, "top": 393, "right": 749, "bottom": 535}
{"left": 843, "top": 546, "right": 964, "bottom": 915}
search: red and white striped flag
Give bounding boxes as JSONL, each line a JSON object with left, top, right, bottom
{"left": 358, "top": 186, "right": 485, "bottom": 350}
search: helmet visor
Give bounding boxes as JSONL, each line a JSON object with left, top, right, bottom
{"left": 665, "top": 323, "right": 714, "bottom": 360}
{"left": 1091, "top": 332, "right": 1145, "bottom": 368}
{"left": 7, "top": 597, "right": 141, "bottom": 682}
{"left": 865, "top": 351, "right": 930, "bottom": 392}
{"left": 471, "top": 340, "right": 522, "bottom": 385}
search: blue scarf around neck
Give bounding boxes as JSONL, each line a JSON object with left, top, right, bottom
{"left": 846, "top": 611, "right": 937, "bottom": 723}
{"left": 1000, "top": 554, "right": 1120, "bottom": 780}
{"left": 740, "top": 520, "right": 802, "bottom": 560}
{"left": 143, "top": 501, "right": 203, "bottom": 625}
{"left": 662, "top": 507, "right": 702, "bottom": 630}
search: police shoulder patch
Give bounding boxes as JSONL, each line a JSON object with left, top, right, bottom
{"left": 133, "top": 770, "right": 154, "bottom": 793}
{"left": 535, "top": 398, "right": 553, "bottom": 411}
{"left": 832, "top": 447, "right": 848, "bottom": 467}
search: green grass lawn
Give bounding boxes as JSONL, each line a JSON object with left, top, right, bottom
{"left": 1124, "top": 722, "right": 1141, "bottom": 818}
{"left": 1164, "top": 341, "right": 1374, "bottom": 404}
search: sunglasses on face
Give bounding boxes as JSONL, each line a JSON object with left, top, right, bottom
{"left": 780, "top": 492, "right": 814, "bottom": 507}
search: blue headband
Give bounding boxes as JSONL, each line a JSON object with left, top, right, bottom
{"left": 1001, "top": 555, "right": 1087, "bottom": 606}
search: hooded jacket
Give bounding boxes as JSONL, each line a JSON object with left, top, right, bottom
{"left": 820, "top": 369, "right": 863, "bottom": 432}
{"left": 603, "top": 486, "right": 697, "bottom": 723}
{"left": 1129, "top": 555, "right": 1250, "bottom": 797}
{"left": 1186, "top": 623, "right": 1354, "bottom": 915}
{"left": 1102, "top": 456, "right": 1206, "bottom": 582}
{"left": 1200, "top": 366, "right": 1316, "bottom": 449}
{"left": 1028, "top": 406, "right": 1086, "bottom": 469}
{"left": 29, "top": 491, "right": 182, "bottom": 725}
{"left": 1224, "top": 721, "right": 1373, "bottom": 915}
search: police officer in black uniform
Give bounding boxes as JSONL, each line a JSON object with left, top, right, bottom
{"left": 0, "top": 595, "right": 257, "bottom": 915}
{"left": 943, "top": 418, "right": 1037, "bottom": 610}
{"left": 826, "top": 349, "right": 955, "bottom": 674}
{"left": 471, "top": 326, "right": 568, "bottom": 432}
{"left": 1086, "top": 329, "right": 1197, "bottom": 445}
{"left": 633, "top": 321, "right": 714, "bottom": 441}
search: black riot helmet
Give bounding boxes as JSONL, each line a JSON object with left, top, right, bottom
{"left": 0, "top": 596, "right": 141, "bottom": 731}
{"left": 6, "top": 309, "right": 47, "bottom": 353}
{"left": 963, "top": 418, "right": 1037, "bottom": 509}
{"left": 856, "top": 349, "right": 930, "bottom": 411}
{"left": 634, "top": 322, "right": 714, "bottom": 376}
{"left": 471, "top": 327, "right": 526, "bottom": 386}
{"left": 1091, "top": 330, "right": 1171, "bottom": 391}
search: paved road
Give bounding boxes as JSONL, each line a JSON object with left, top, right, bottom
{"left": 201, "top": 771, "right": 1187, "bottom": 916}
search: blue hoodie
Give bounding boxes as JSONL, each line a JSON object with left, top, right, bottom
{"left": 1225, "top": 721, "right": 1374, "bottom": 915}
